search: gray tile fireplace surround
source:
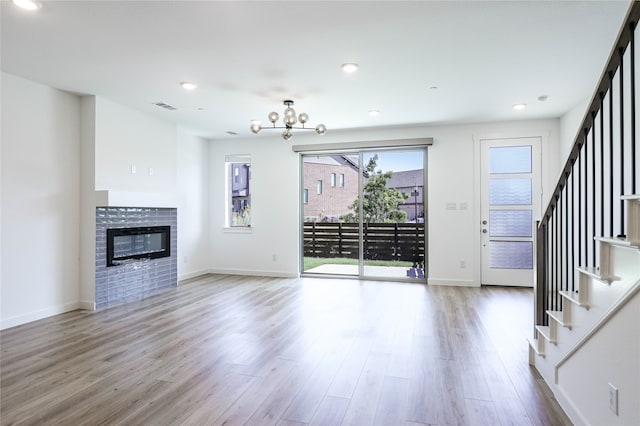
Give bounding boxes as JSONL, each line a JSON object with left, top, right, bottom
{"left": 96, "top": 207, "right": 177, "bottom": 309}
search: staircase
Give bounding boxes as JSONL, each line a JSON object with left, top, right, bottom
{"left": 529, "top": 3, "right": 640, "bottom": 425}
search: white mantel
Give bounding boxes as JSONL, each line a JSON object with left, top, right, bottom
{"left": 94, "top": 190, "right": 178, "bottom": 208}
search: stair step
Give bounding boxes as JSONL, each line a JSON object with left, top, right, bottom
{"left": 620, "top": 194, "right": 640, "bottom": 201}
{"left": 528, "top": 337, "right": 545, "bottom": 358}
{"left": 595, "top": 236, "right": 639, "bottom": 250}
{"left": 546, "top": 310, "right": 571, "bottom": 329}
{"left": 535, "top": 325, "right": 556, "bottom": 344}
{"left": 577, "top": 265, "right": 613, "bottom": 283}
{"left": 559, "top": 290, "right": 589, "bottom": 308}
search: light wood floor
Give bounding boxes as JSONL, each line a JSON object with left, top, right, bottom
{"left": 1, "top": 275, "right": 571, "bottom": 426}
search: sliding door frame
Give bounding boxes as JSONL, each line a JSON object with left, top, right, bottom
{"left": 296, "top": 138, "right": 432, "bottom": 282}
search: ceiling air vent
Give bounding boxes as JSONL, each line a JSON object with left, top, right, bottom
{"left": 153, "top": 102, "right": 177, "bottom": 111}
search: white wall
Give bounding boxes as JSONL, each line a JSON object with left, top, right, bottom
{"left": 208, "top": 118, "right": 561, "bottom": 285}
{"left": 557, "top": 288, "right": 640, "bottom": 426}
{"left": 209, "top": 136, "right": 301, "bottom": 277}
{"left": 559, "top": 97, "right": 590, "bottom": 167}
{"left": 1, "top": 72, "right": 81, "bottom": 328}
{"left": 177, "top": 128, "right": 210, "bottom": 280}
{"left": 94, "top": 97, "right": 177, "bottom": 194}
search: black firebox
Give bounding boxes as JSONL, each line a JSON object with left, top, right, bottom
{"left": 106, "top": 226, "right": 171, "bottom": 266}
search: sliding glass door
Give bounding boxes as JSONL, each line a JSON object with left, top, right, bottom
{"left": 301, "top": 148, "right": 426, "bottom": 281}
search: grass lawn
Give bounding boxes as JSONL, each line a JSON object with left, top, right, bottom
{"left": 303, "top": 257, "right": 413, "bottom": 271}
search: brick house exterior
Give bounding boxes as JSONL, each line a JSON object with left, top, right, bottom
{"left": 303, "top": 156, "right": 358, "bottom": 221}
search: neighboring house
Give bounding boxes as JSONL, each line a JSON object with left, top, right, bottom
{"left": 302, "top": 156, "right": 358, "bottom": 221}
{"left": 386, "top": 169, "right": 425, "bottom": 221}
{"left": 230, "top": 162, "right": 250, "bottom": 223}
{"left": 303, "top": 158, "right": 424, "bottom": 222}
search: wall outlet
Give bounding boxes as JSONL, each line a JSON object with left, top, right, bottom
{"left": 183, "top": 256, "right": 188, "bottom": 265}
{"left": 272, "top": 254, "right": 277, "bottom": 262}
{"left": 149, "top": 167, "right": 154, "bottom": 176}
{"left": 609, "top": 383, "right": 618, "bottom": 415}
{"left": 460, "top": 260, "right": 466, "bottom": 269}
{"left": 131, "top": 164, "right": 137, "bottom": 174}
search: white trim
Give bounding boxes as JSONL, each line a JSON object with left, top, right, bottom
{"left": 178, "top": 269, "right": 211, "bottom": 282}
{"left": 427, "top": 278, "right": 479, "bottom": 287}
{"left": 79, "top": 301, "right": 95, "bottom": 311}
{"left": 0, "top": 301, "right": 82, "bottom": 330}
{"left": 553, "top": 385, "right": 591, "bottom": 426}
{"left": 222, "top": 226, "right": 253, "bottom": 233}
{"left": 94, "top": 190, "right": 177, "bottom": 208}
{"left": 292, "top": 137, "right": 433, "bottom": 153}
{"left": 555, "top": 278, "right": 640, "bottom": 379}
{"left": 207, "top": 268, "right": 299, "bottom": 278}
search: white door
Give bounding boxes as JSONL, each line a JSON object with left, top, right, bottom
{"left": 480, "top": 137, "right": 541, "bottom": 286}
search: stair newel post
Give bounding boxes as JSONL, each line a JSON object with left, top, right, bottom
{"left": 535, "top": 220, "right": 548, "bottom": 333}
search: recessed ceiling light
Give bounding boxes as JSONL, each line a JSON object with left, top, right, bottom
{"left": 537, "top": 95, "right": 549, "bottom": 102}
{"left": 341, "top": 63, "right": 359, "bottom": 73}
{"left": 197, "top": 107, "right": 206, "bottom": 111}
{"left": 180, "top": 81, "right": 198, "bottom": 91}
{"left": 429, "top": 86, "right": 439, "bottom": 90}
{"left": 368, "top": 110, "right": 380, "bottom": 116}
{"left": 13, "top": 0, "right": 42, "bottom": 10}
{"left": 226, "top": 131, "right": 238, "bottom": 136}
{"left": 512, "top": 103, "right": 527, "bottom": 110}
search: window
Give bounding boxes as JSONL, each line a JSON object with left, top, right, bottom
{"left": 317, "top": 180, "right": 323, "bottom": 195}
{"left": 303, "top": 189, "right": 309, "bottom": 204}
{"left": 339, "top": 173, "right": 345, "bottom": 187}
{"left": 330, "top": 173, "right": 336, "bottom": 187}
{"left": 226, "top": 155, "right": 251, "bottom": 227}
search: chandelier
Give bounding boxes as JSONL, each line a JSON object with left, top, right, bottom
{"left": 250, "top": 100, "right": 327, "bottom": 141}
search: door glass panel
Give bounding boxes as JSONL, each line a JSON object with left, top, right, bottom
{"left": 489, "top": 178, "right": 532, "bottom": 205}
{"left": 302, "top": 154, "right": 359, "bottom": 276}
{"left": 362, "top": 150, "right": 425, "bottom": 279}
{"left": 489, "top": 210, "right": 532, "bottom": 237}
{"left": 489, "top": 146, "right": 532, "bottom": 173}
{"left": 489, "top": 241, "right": 533, "bottom": 269}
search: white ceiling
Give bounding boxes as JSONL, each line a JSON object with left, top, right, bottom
{"left": 0, "top": 0, "right": 632, "bottom": 140}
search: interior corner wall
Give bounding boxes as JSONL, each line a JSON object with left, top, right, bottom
{"left": 1, "top": 72, "right": 81, "bottom": 329}
{"left": 79, "top": 95, "right": 96, "bottom": 308}
{"left": 177, "top": 129, "right": 210, "bottom": 280}
{"left": 207, "top": 118, "right": 560, "bottom": 284}
{"left": 93, "top": 97, "right": 177, "bottom": 194}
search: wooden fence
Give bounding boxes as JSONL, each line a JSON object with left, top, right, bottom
{"left": 303, "top": 222, "right": 425, "bottom": 263}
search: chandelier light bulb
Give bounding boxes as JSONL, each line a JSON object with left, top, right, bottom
{"left": 283, "top": 107, "right": 297, "bottom": 126}
{"left": 250, "top": 121, "right": 262, "bottom": 134}
{"left": 315, "top": 124, "right": 327, "bottom": 135}
{"left": 250, "top": 100, "right": 326, "bottom": 140}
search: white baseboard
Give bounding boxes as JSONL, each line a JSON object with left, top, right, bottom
{"left": 553, "top": 384, "right": 589, "bottom": 426}
{"left": 178, "top": 268, "right": 211, "bottom": 282}
{"left": 1, "top": 301, "right": 81, "bottom": 330}
{"left": 427, "top": 278, "right": 479, "bottom": 287}
{"left": 207, "top": 268, "right": 298, "bottom": 279}
{"left": 79, "top": 301, "right": 95, "bottom": 311}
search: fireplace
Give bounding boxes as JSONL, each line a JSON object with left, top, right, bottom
{"left": 106, "top": 226, "right": 171, "bottom": 266}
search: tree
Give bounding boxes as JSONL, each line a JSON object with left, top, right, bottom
{"left": 340, "top": 155, "right": 408, "bottom": 223}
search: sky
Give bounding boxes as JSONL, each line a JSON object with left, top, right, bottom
{"left": 364, "top": 150, "right": 424, "bottom": 173}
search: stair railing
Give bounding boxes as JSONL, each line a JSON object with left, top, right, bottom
{"left": 535, "top": 2, "right": 640, "bottom": 332}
